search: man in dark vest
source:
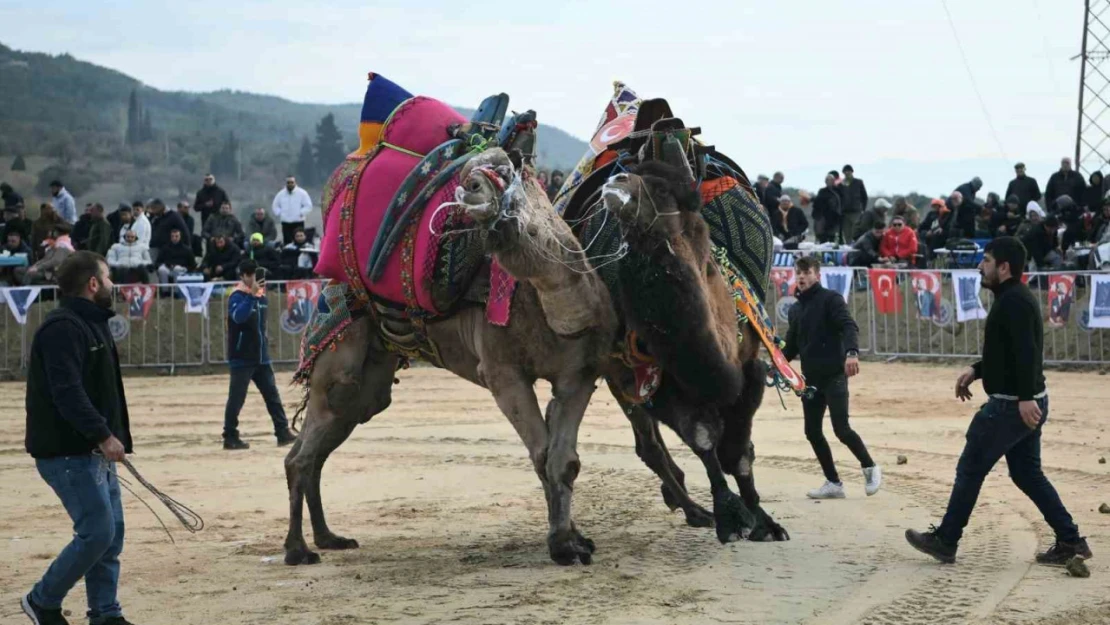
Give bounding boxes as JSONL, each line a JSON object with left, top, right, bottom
{"left": 22, "top": 251, "right": 138, "bottom": 625}
{"left": 222, "top": 259, "right": 296, "bottom": 450}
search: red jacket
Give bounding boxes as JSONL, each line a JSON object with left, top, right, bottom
{"left": 880, "top": 227, "right": 918, "bottom": 261}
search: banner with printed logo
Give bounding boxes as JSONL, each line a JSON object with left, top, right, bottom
{"left": 121, "top": 285, "right": 156, "bottom": 320}
{"left": 1046, "top": 274, "right": 1076, "bottom": 327}
{"left": 952, "top": 270, "right": 988, "bottom": 323}
{"left": 1088, "top": 274, "right": 1110, "bottom": 329}
{"left": 819, "top": 267, "right": 854, "bottom": 302}
{"left": 178, "top": 283, "right": 215, "bottom": 317}
{"left": 281, "top": 280, "right": 323, "bottom": 334}
{"left": 2, "top": 286, "right": 41, "bottom": 325}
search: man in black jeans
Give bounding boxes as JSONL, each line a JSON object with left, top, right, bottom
{"left": 22, "top": 251, "right": 138, "bottom": 625}
{"left": 906, "top": 237, "right": 1091, "bottom": 565}
{"left": 783, "top": 256, "right": 882, "bottom": 499}
{"left": 222, "top": 260, "right": 296, "bottom": 450}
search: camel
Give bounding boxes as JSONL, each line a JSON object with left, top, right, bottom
{"left": 284, "top": 147, "right": 617, "bottom": 566}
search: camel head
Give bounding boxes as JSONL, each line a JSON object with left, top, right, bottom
{"left": 457, "top": 147, "right": 521, "bottom": 226}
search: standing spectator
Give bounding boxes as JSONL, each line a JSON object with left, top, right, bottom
{"left": 245, "top": 232, "right": 282, "bottom": 275}
{"left": 919, "top": 198, "right": 952, "bottom": 254}
{"left": 547, "top": 170, "right": 565, "bottom": 201}
{"left": 839, "top": 165, "right": 868, "bottom": 242}
{"left": 952, "top": 177, "right": 983, "bottom": 238}
{"left": 849, "top": 222, "right": 886, "bottom": 267}
{"left": 1005, "top": 163, "right": 1042, "bottom": 210}
{"left": 147, "top": 198, "right": 190, "bottom": 257}
{"left": 905, "top": 237, "right": 1090, "bottom": 566}
{"left": 194, "top": 173, "right": 230, "bottom": 227}
{"left": 124, "top": 201, "right": 151, "bottom": 247}
{"left": 48, "top": 180, "right": 77, "bottom": 225}
{"left": 1084, "top": 171, "right": 1106, "bottom": 213}
{"left": 782, "top": 256, "right": 882, "bottom": 499}
{"left": 1, "top": 181, "right": 23, "bottom": 209}
{"left": 763, "top": 171, "right": 785, "bottom": 214}
{"left": 221, "top": 259, "right": 297, "bottom": 450}
{"left": 2, "top": 202, "right": 33, "bottom": 242}
{"left": 114, "top": 206, "right": 133, "bottom": 243}
{"left": 272, "top": 176, "right": 313, "bottom": 244}
{"left": 245, "top": 207, "right": 279, "bottom": 248}
{"left": 176, "top": 201, "right": 202, "bottom": 258}
{"left": 106, "top": 203, "right": 127, "bottom": 236}
{"left": 1023, "top": 215, "right": 1063, "bottom": 270}
{"left": 203, "top": 200, "right": 245, "bottom": 244}
{"left": 17, "top": 222, "right": 75, "bottom": 285}
{"left": 771, "top": 195, "right": 808, "bottom": 246}
{"left": 1045, "top": 157, "right": 1086, "bottom": 211}
{"left": 86, "top": 203, "right": 114, "bottom": 257}
{"left": 155, "top": 229, "right": 197, "bottom": 284}
{"left": 536, "top": 171, "right": 549, "bottom": 191}
{"left": 892, "top": 197, "right": 919, "bottom": 228}
{"left": 813, "top": 173, "right": 842, "bottom": 243}
{"left": 72, "top": 204, "right": 94, "bottom": 250}
{"left": 858, "top": 198, "right": 890, "bottom": 234}
{"left": 21, "top": 252, "right": 137, "bottom": 625}
{"left": 200, "top": 234, "right": 242, "bottom": 282}
{"left": 879, "top": 215, "right": 919, "bottom": 264}
{"left": 32, "top": 203, "right": 64, "bottom": 261}
{"left": 281, "top": 228, "right": 318, "bottom": 279}
{"left": 754, "top": 175, "right": 770, "bottom": 208}
{"left": 106, "top": 229, "right": 152, "bottom": 284}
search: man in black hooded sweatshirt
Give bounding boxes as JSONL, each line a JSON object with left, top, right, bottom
{"left": 906, "top": 237, "right": 1091, "bottom": 566}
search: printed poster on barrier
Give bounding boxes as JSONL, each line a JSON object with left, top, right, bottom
{"left": 952, "top": 270, "right": 988, "bottom": 322}
{"left": 1089, "top": 274, "right": 1110, "bottom": 329}
{"left": 2, "top": 286, "right": 41, "bottom": 325}
{"left": 178, "top": 283, "right": 215, "bottom": 317}
{"left": 1047, "top": 274, "right": 1076, "bottom": 327}
{"left": 770, "top": 268, "right": 797, "bottom": 323}
{"left": 820, "top": 267, "right": 854, "bottom": 302}
{"left": 122, "top": 285, "right": 156, "bottom": 320}
{"left": 911, "top": 271, "right": 942, "bottom": 321}
{"left": 281, "top": 280, "right": 323, "bottom": 334}
{"left": 868, "top": 268, "right": 902, "bottom": 314}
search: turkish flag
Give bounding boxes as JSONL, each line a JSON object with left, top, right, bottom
{"left": 869, "top": 268, "right": 902, "bottom": 314}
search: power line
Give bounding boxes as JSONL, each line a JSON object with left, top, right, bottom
{"left": 940, "top": 0, "right": 1009, "bottom": 161}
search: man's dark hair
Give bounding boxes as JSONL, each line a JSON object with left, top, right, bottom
{"left": 131, "top": 200, "right": 144, "bottom": 209}
{"left": 983, "top": 236, "right": 1027, "bottom": 278}
{"left": 56, "top": 251, "right": 107, "bottom": 297}
{"left": 6, "top": 229, "right": 22, "bottom": 241}
{"left": 48, "top": 180, "right": 62, "bottom": 188}
{"left": 795, "top": 256, "right": 822, "bottom": 273}
{"left": 239, "top": 259, "right": 258, "bottom": 276}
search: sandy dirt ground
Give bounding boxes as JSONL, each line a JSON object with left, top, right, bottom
{"left": 1, "top": 362, "right": 1108, "bottom": 625}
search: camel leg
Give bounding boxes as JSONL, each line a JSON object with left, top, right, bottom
{"left": 718, "top": 359, "right": 789, "bottom": 541}
{"left": 284, "top": 320, "right": 397, "bottom": 565}
{"left": 543, "top": 373, "right": 598, "bottom": 565}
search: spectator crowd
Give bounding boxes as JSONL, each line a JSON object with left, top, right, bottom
{"left": 0, "top": 174, "right": 321, "bottom": 288}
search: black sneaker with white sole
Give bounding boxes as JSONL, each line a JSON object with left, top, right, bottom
{"left": 1036, "top": 537, "right": 1093, "bottom": 566}
{"left": 905, "top": 526, "right": 958, "bottom": 564}
{"left": 21, "top": 594, "right": 69, "bottom": 625}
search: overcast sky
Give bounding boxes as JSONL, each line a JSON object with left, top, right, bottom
{"left": 0, "top": 0, "right": 1087, "bottom": 194}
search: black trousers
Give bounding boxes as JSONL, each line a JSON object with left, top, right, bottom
{"left": 802, "top": 374, "right": 875, "bottom": 483}
{"left": 937, "top": 396, "right": 1079, "bottom": 546}
{"left": 281, "top": 222, "right": 304, "bottom": 245}
{"left": 223, "top": 364, "right": 289, "bottom": 439}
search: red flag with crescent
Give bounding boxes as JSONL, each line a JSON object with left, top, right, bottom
{"left": 869, "top": 268, "right": 902, "bottom": 314}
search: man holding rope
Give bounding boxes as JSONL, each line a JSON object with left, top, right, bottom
{"left": 22, "top": 251, "right": 137, "bottom": 625}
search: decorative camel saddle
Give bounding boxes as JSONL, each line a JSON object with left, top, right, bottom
{"left": 554, "top": 81, "right": 806, "bottom": 397}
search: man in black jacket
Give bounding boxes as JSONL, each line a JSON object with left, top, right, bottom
{"left": 839, "top": 165, "right": 868, "bottom": 242}
{"left": 906, "top": 237, "right": 1091, "bottom": 565}
{"left": 193, "top": 173, "right": 230, "bottom": 228}
{"left": 813, "top": 173, "right": 842, "bottom": 243}
{"left": 953, "top": 177, "right": 983, "bottom": 238}
{"left": 1045, "top": 157, "right": 1086, "bottom": 211}
{"left": 146, "top": 198, "right": 190, "bottom": 259}
{"left": 155, "top": 229, "right": 197, "bottom": 284}
{"left": 771, "top": 195, "right": 808, "bottom": 246}
{"left": 1005, "top": 163, "right": 1042, "bottom": 211}
{"left": 22, "top": 251, "right": 138, "bottom": 625}
{"left": 783, "top": 256, "right": 881, "bottom": 499}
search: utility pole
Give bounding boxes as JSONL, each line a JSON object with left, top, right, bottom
{"left": 1075, "top": 0, "right": 1110, "bottom": 176}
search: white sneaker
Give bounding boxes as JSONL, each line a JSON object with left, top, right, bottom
{"left": 807, "top": 480, "right": 846, "bottom": 499}
{"left": 864, "top": 465, "right": 882, "bottom": 496}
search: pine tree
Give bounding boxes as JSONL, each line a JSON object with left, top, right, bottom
{"left": 141, "top": 109, "right": 154, "bottom": 142}
{"left": 209, "top": 132, "right": 240, "bottom": 179}
{"left": 295, "top": 136, "right": 317, "bottom": 187}
{"left": 313, "top": 113, "right": 346, "bottom": 182}
{"left": 126, "top": 89, "right": 141, "bottom": 146}
{"left": 11, "top": 155, "right": 26, "bottom": 171}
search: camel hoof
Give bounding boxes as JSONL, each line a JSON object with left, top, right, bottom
{"left": 682, "top": 503, "right": 715, "bottom": 528}
{"left": 548, "top": 528, "right": 596, "bottom": 566}
{"left": 713, "top": 492, "right": 757, "bottom": 545}
{"left": 316, "top": 534, "right": 359, "bottom": 550}
{"left": 284, "top": 547, "right": 322, "bottom": 566}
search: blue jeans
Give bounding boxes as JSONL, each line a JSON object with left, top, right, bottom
{"left": 937, "top": 396, "right": 1080, "bottom": 546}
{"left": 31, "top": 454, "right": 125, "bottom": 624}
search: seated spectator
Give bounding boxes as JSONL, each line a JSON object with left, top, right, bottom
{"left": 156, "top": 228, "right": 198, "bottom": 284}
{"left": 148, "top": 198, "right": 191, "bottom": 261}
{"left": 879, "top": 216, "right": 919, "bottom": 265}
{"left": 107, "top": 229, "right": 152, "bottom": 283}
{"left": 974, "top": 202, "right": 996, "bottom": 239}
{"left": 993, "top": 195, "right": 1023, "bottom": 237}
{"left": 0, "top": 230, "right": 33, "bottom": 286}
{"left": 203, "top": 200, "right": 245, "bottom": 245}
{"left": 813, "top": 173, "right": 842, "bottom": 243}
{"left": 16, "top": 222, "right": 74, "bottom": 285}
{"left": 850, "top": 222, "right": 885, "bottom": 267}
{"left": 1023, "top": 215, "right": 1063, "bottom": 271}
{"left": 858, "top": 198, "right": 890, "bottom": 236}
{"left": 892, "top": 197, "right": 920, "bottom": 229}
{"left": 86, "top": 203, "right": 114, "bottom": 257}
{"left": 1092, "top": 199, "right": 1110, "bottom": 269}
{"left": 245, "top": 232, "right": 282, "bottom": 276}
{"left": 201, "top": 234, "right": 242, "bottom": 281}
{"left": 280, "top": 228, "right": 318, "bottom": 279}
{"left": 72, "top": 203, "right": 94, "bottom": 250}
{"left": 1056, "top": 194, "right": 1090, "bottom": 251}
{"left": 125, "top": 200, "right": 152, "bottom": 247}
{"left": 1, "top": 203, "right": 32, "bottom": 242}
{"left": 1015, "top": 201, "right": 1046, "bottom": 239}
{"left": 245, "top": 206, "right": 279, "bottom": 248}
{"left": 771, "top": 195, "right": 808, "bottom": 247}
{"left": 1, "top": 182, "right": 23, "bottom": 209}
{"left": 31, "top": 203, "right": 64, "bottom": 261}
{"left": 918, "top": 198, "right": 951, "bottom": 254}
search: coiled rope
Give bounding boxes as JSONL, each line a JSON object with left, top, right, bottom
{"left": 118, "top": 457, "right": 204, "bottom": 544}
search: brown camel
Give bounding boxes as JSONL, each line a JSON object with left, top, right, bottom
{"left": 284, "top": 148, "right": 617, "bottom": 566}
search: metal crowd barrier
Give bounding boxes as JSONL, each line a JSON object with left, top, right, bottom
{"left": 1, "top": 272, "right": 1108, "bottom": 376}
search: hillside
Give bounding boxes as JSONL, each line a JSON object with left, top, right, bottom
{"left": 0, "top": 42, "right": 588, "bottom": 216}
